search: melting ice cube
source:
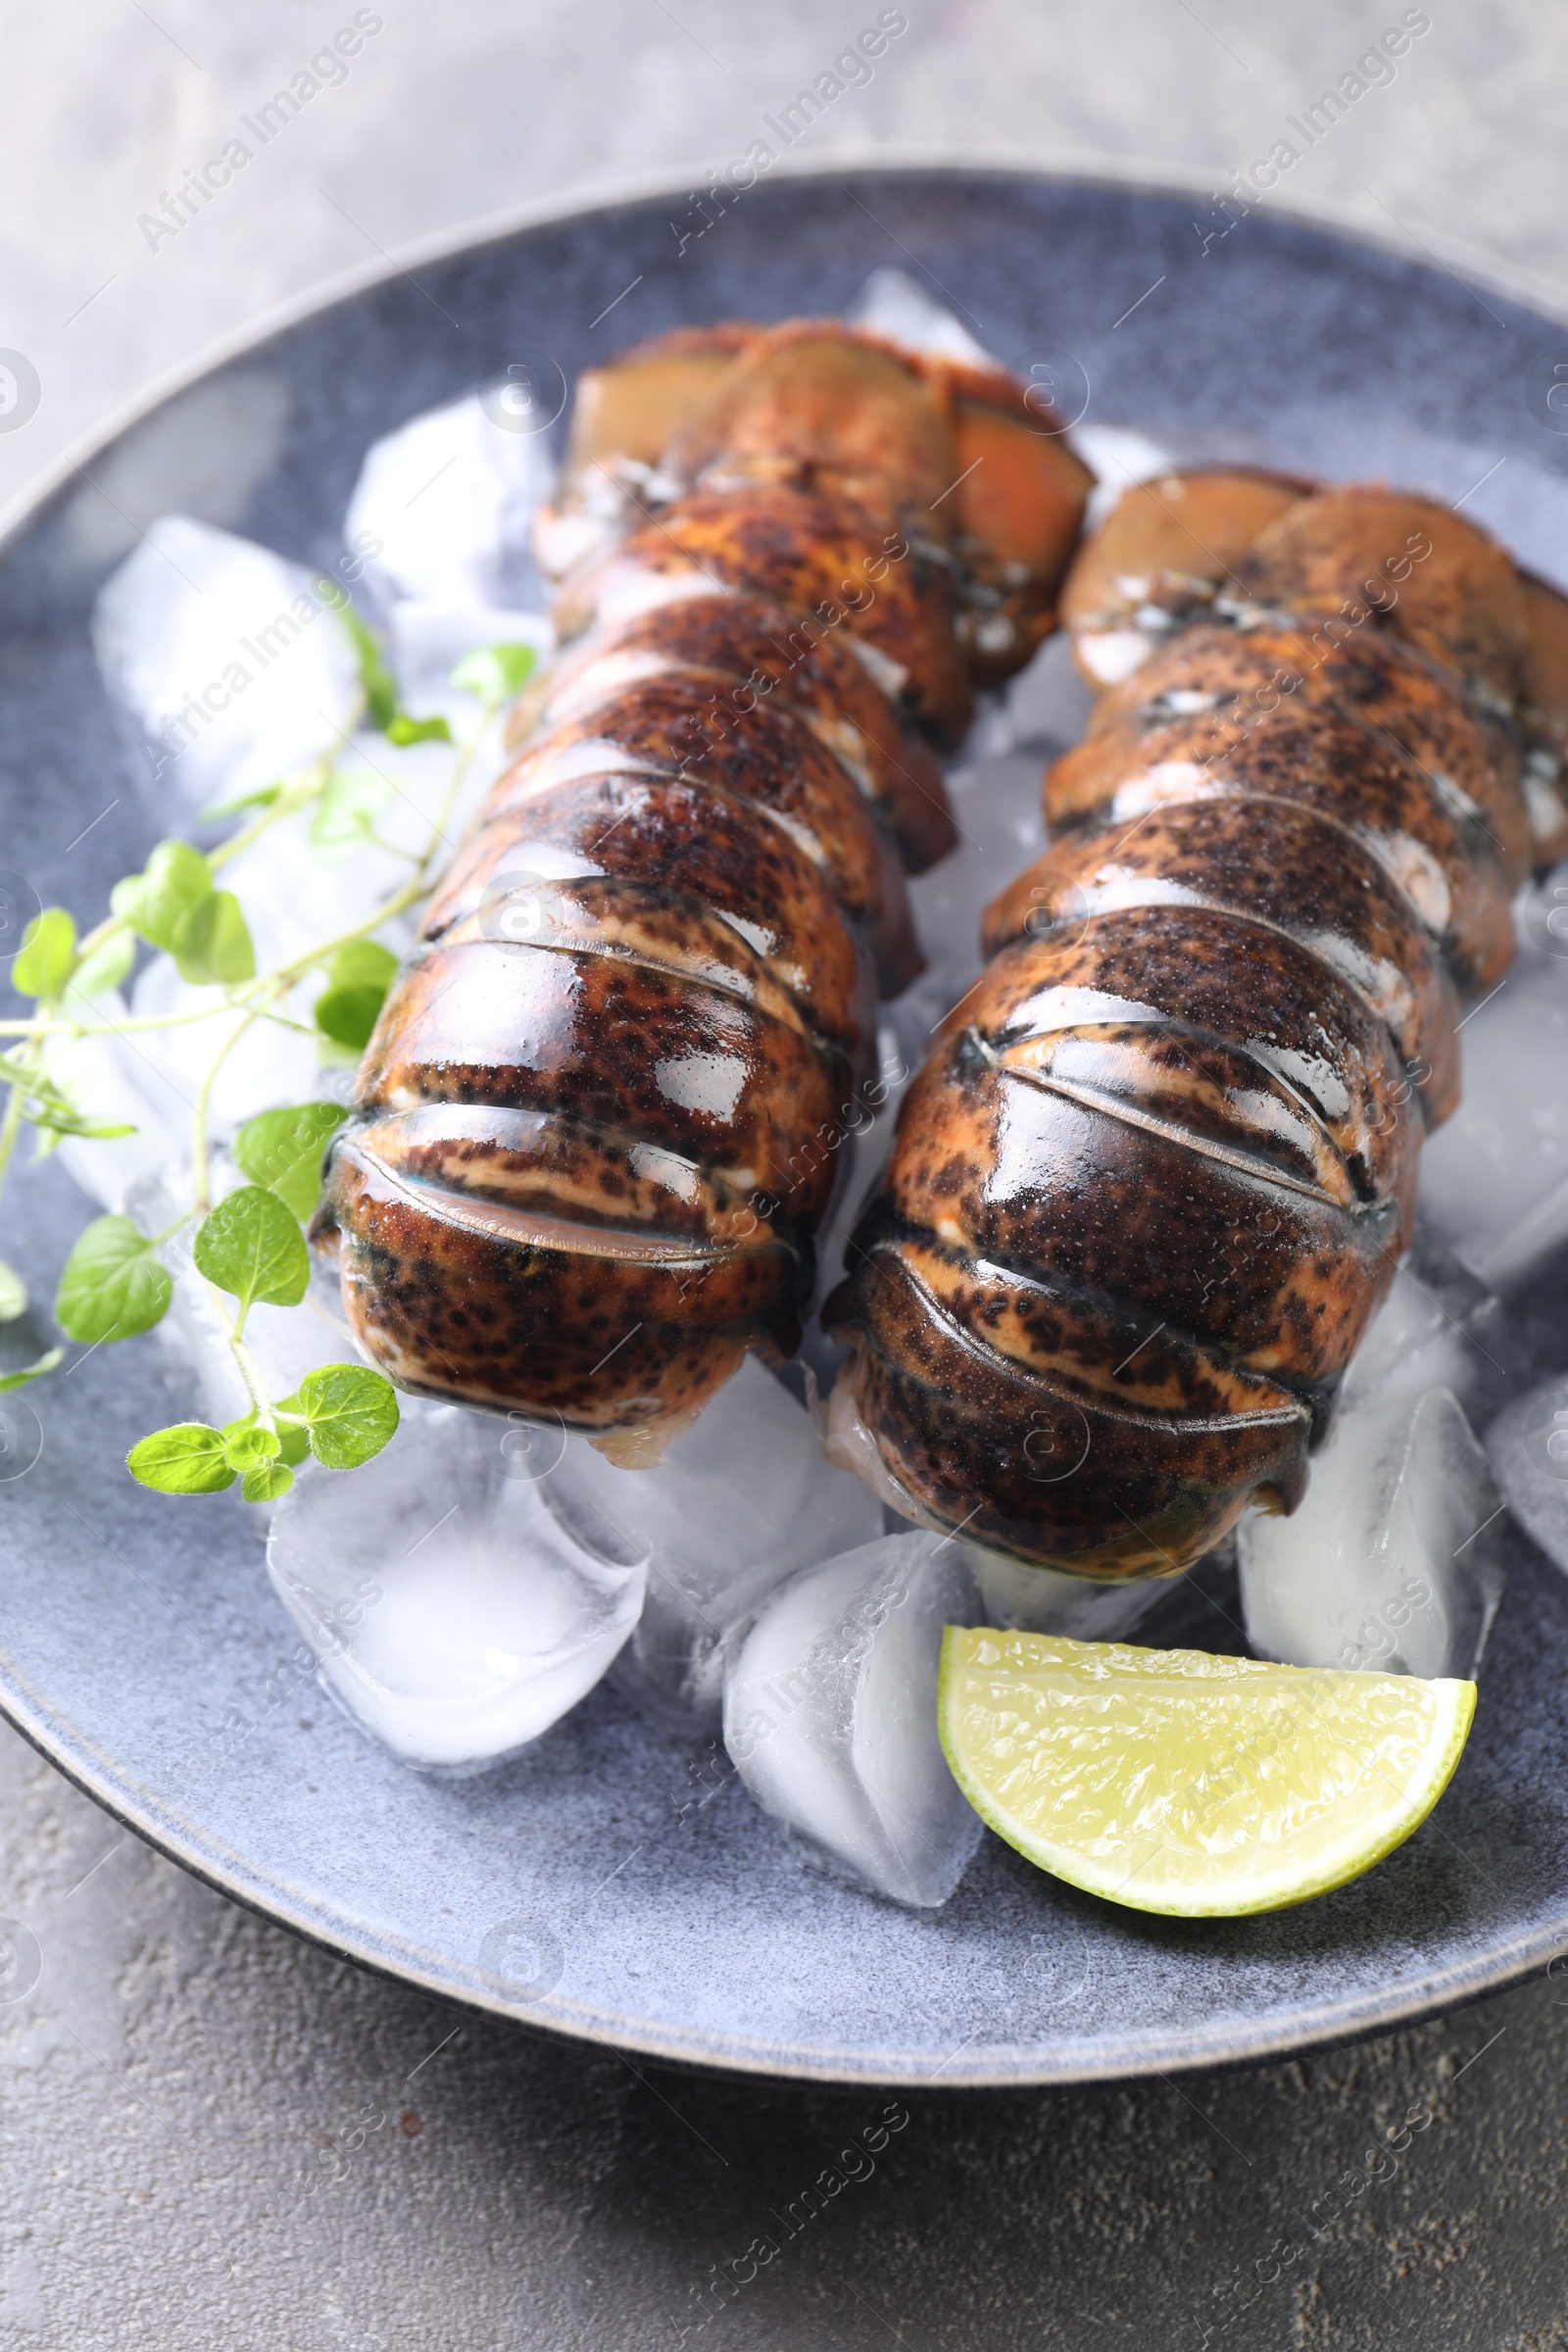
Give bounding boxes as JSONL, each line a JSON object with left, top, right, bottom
{"left": 113, "top": 728, "right": 502, "bottom": 1146}
{"left": 387, "top": 599, "right": 554, "bottom": 736}
{"left": 964, "top": 1543, "right": 1183, "bottom": 1642}
{"left": 544, "top": 1355, "right": 880, "bottom": 1735}
{"left": 46, "top": 987, "right": 185, "bottom": 1213}
{"left": 343, "top": 392, "right": 556, "bottom": 613}
{"left": 1073, "top": 424, "right": 1182, "bottom": 531}
{"left": 886, "top": 741, "right": 1053, "bottom": 1067}
{"left": 882, "top": 629, "right": 1095, "bottom": 1072}
{"left": 268, "top": 1405, "right": 645, "bottom": 1771}
{"left": 1341, "top": 1226, "right": 1501, "bottom": 1412}
{"left": 92, "top": 516, "right": 360, "bottom": 815}
{"left": 851, "top": 267, "right": 995, "bottom": 365}
{"left": 1419, "top": 873, "right": 1568, "bottom": 1287}
{"left": 126, "top": 952, "right": 331, "bottom": 1146}
{"left": 1239, "top": 1387, "right": 1505, "bottom": 1681}
{"left": 1486, "top": 1373, "right": 1568, "bottom": 1579}
{"left": 723, "top": 1531, "right": 982, "bottom": 1907}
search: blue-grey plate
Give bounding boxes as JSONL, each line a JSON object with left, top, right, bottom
{"left": 4, "top": 165, "right": 1568, "bottom": 2086}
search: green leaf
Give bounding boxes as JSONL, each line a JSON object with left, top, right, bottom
{"left": 311, "top": 767, "right": 390, "bottom": 862}
{"left": 55, "top": 1215, "right": 173, "bottom": 1344}
{"left": 70, "top": 927, "right": 137, "bottom": 1000}
{"left": 0, "top": 1259, "right": 24, "bottom": 1322}
{"left": 13, "top": 908, "right": 76, "bottom": 1001}
{"left": 126, "top": 1424, "right": 236, "bottom": 1494}
{"left": 197, "top": 780, "right": 283, "bottom": 822}
{"left": 232, "top": 1102, "right": 349, "bottom": 1221}
{"left": 336, "top": 604, "right": 398, "bottom": 732}
{"left": 313, "top": 945, "right": 396, "bottom": 1054}
{"left": 268, "top": 1406, "right": 312, "bottom": 1468}
{"left": 295, "top": 1363, "right": 399, "bottom": 1469}
{"left": 242, "top": 1460, "right": 294, "bottom": 1503}
{"left": 193, "top": 1187, "right": 311, "bottom": 1315}
{"left": 450, "top": 644, "right": 537, "bottom": 707}
{"left": 314, "top": 988, "right": 385, "bottom": 1054}
{"left": 385, "top": 712, "right": 452, "bottom": 746}
{"left": 29, "top": 1112, "right": 136, "bottom": 1146}
{"left": 0, "top": 1059, "right": 131, "bottom": 1147}
{"left": 110, "top": 841, "right": 212, "bottom": 952}
{"left": 0, "top": 1347, "right": 62, "bottom": 1393}
{"left": 221, "top": 1417, "right": 281, "bottom": 1474}
{"left": 172, "top": 889, "right": 255, "bottom": 986}
{"left": 330, "top": 941, "right": 399, "bottom": 991}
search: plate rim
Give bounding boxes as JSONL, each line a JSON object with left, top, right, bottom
{"left": 4, "top": 157, "right": 1568, "bottom": 2087}
{"left": 2, "top": 1659, "right": 1563, "bottom": 2088}
{"left": 7, "top": 146, "right": 1568, "bottom": 553}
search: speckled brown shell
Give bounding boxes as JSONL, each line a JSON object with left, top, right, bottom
{"left": 1062, "top": 466, "right": 1316, "bottom": 687}
{"left": 1087, "top": 617, "right": 1533, "bottom": 888}
{"left": 825, "top": 483, "right": 1551, "bottom": 1573}
{"left": 552, "top": 481, "right": 976, "bottom": 749}
{"left": 1234, "top": 488, "right": 1528, "bottom": 704}
{"left": 314, "top": 320, "right": 1088, "bottom": 1452}
{"left": 506, "top": 589, "right": 956, "bottom": 872}
{"left": 536, "top": 320, "right": 1094, "bottom": 707}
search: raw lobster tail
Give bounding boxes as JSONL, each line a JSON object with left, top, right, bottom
{"left": 313, "top": 321, "right": 1093, "bottom": 1458}
{"left": 824, "top": 474, "right": 1568, "bottom": 1574}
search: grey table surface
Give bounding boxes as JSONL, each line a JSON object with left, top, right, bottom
{"left": 5, "top": 4, "right": 1568, "bottom": 2344}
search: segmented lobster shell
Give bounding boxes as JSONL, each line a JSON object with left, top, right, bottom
{"left": 824, "top": 474, "right": 1568, "bottom": 1572}
{"left": 313, "top": 322, "right": 1092, "bottom": 1459}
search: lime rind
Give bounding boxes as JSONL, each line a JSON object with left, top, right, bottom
{"left": 937, "top": 1626, "right": 1476, "bottom": 1919}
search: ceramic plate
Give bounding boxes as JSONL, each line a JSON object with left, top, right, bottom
{"left": 4, "top": 165, "right": 1568, "bottom": 2085}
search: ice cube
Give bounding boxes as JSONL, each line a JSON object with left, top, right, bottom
{"left": 884, "top": 743, "right": 1052, "bottom": 1066}
{"left": 214, "top": 731, "right": 483, "bottom": 965}
{"left": 1072, "top": 425, "right": 1181, "bottom": 530}
{"left": 1239, "top": 1387, "right": 1505, "bottom": 1680}
{"left": 118, "top": 732, "right": 490, "bottom": 1146}
{"left": 343, "top": 393, "right": 556, "bottom": 614}
{"left": 386, "top": 599, "right": 554, "bottom": 736}
{"left": 851, "top": 267, "right": 995, "bottom": 365}
{"left": 851, "top": 274, "right": 1165, "bottom": 538}
{"left": 1486, "top": 1373, "right": 1568, "bottom": 1578}
{"left": 1418, "top": 875, "right": 1568, "bottom": 1287}
{"left": 963, "top": 1543, "right": 1183, "bottom": 1642}
{"left": 1341, "top": 1226, "right": 1501, "bottom": 1412}
{"left": 92, "top": 516, "right": 361, "bottom": 816}
{"left": 722, "top": 1532, "right": 983, "bottom": 1907}
{"left": 44, "top": 987, "right": 184, "bottom": 1212}
{"left": 268, "top": 1405, "right": 645, "bottom": 1771}
{"left": 127, "top": 953, "right": 329, "bottom": 1144}
{"left": 1002, "top": 625, "right": 1095, "bottom": 753}
{"left": 543, "top": 1355, "right": 880, "bottom": 1735}
{"left": 805, "top": 1120, "right": 893, "bottom": 1319}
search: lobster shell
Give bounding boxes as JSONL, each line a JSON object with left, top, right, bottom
{"left": 313, "top": 322, "right": 1092, "bottom": 1460}
{"left": 824, "top": 474, "right": 1568, "bottom": 1572}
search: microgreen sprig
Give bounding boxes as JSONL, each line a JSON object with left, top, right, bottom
{"left": 0, "top": 601, "right": 536, "bottom": 1502}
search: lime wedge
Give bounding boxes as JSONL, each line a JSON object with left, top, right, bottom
{"left": 938, "top": 1627, "right": 1475, "bottom": 1918}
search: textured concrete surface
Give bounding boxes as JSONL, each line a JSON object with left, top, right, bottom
{"left": 5, "top": 3, "right": 1568, "bottom": 2343}
{"left": 6, "top": 1713, "right": 1568, "bottom": 2349}
{"left": 3, "top": 0, "right": 1568, "bottom": 519}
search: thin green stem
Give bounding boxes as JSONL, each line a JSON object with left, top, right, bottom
{"left": 191, "top": 1003, "right": 265, "bottom": 1213}
{"left": 206, "top": 759, "right": 332, "bottom": 874}
{"left": 0, "top": 1005, "right": 55, "bottom": 1258}
{"left": 415, "top": 704, "right": 497, "bottom": 889}
{"left": 367, "top": 832, "right": 422, "bottom": 867}
{"left": 0, "top": 1074, "right": 27, "bottom": 1198}
{"left": 201, "top": 1279, "right": 273, "bottom": 1428}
